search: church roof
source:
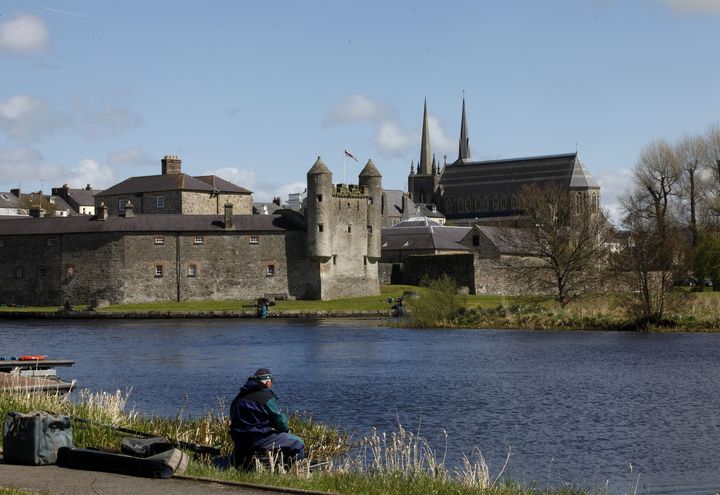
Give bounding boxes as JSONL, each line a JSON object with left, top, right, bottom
{"left": 441, "top": 152, "right": 598, "bottom": 196}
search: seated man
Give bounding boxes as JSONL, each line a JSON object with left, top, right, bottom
{"left": 229, "top": 368, "right": 305, "bottom": 468}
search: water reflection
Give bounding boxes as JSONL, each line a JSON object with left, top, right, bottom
{"left": 2, "top": 319, "right": 720, "bottom": 494}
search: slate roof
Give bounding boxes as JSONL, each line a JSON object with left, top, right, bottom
{"left": 381, "top": 223, "right": 471, "bottom": 251}
{"left": 97, "top": 173, "right": 251, "bottom": 197}
{"left": 0, "top": 213, "right": 303, "bottom": 236}
{"left": 0, "top": 192, "right": 26, "bottom": 210}
{"left": 475, "top": 225, "right": 534, "bottom": 255}
{"left": 65, "top": 188, "right": 100, "bottom": 206}
{"left": 194, "top": 175, "right": 252, "bottom": 194}
{"left": 443, "top": 153, "right": 599, "bottom": 195}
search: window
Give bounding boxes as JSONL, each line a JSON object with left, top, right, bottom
{"left": 118, "top": 200, "right": 126, "bottom": 213}
{"left": 38, "top": 267, "right": 46, "bottom": 279}
{"left": 194, "top": 236, "right": 204, "bottom": 245}
{"left": 472, "top": 235, "right": 480, "bottom": 247}
{"left": 249, "top": 235, "right": 259, "bottom": 244}
{"left": 317, "top": 224, "right": 324, "bottom": 233}
{"left": 156, "top": 196, "right": 165, "bottom": 208}
{"left": 368, "top": 197, "right": 373, "bottom": 205}
{"left": 332, "top": 255, "right": 337, "bottom": 265}
{"left": 363, "top": 256, "right": 367, "bottom": 266}
{"left": 155, "top": 265, "right": 164, "bottom": 277}
{"left": 266, "top": 264, "right": 275, "bottom": 276}
{"left": 347, "top": 225, "right": 352, "bottom": 233}
{"left": 47, "top": 238, "right": 55, "bottom": 247}
{"left": 317, "top": 194, "right": 323, "bottom": 202}
{"left": 367, "top": 225, "right": 373, "bottom": 234}
{"left": 155, "top": 236, "right": 165, "bottom": 245}
{"left": 66, "top": 265, "right": 75, "bottom": 277}
{"left": 188, "top": 264, "right": 197, "bottom": 277}
{"left": 15, "top": 267, "right": 23, "bottom": 279}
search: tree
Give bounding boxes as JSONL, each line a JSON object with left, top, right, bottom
{"left": 500, "top": 182, "right": 609, "bottom": 306}
{"left": 675, "top": 134, "right": 706, "bottom": 248}
{"left": 693, "top": 236, "right": 720, "bottom": 291}
{"left": 21, "top": 192, "right": 56, "bottom": 217}
{"left": 405, "top": 274, "right": 466, "bottom": 327}
{"left": 614, "top": 140, "right": 685, "bottom": 324}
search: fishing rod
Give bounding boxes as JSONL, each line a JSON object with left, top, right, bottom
{"left": 71, "top": 416, "right": 221, "bottom": 456}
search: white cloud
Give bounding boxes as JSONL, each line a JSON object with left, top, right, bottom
{"left": 663, "top": 0, "right": 720, "bottom": 14}
{"left": 66, "top": 159, "right": 115, "bottom": 189}
{"left": 325, "top": 94, "right": 394, "bottom": 124}
{"left": 374, "top": 121, "right": 414, "bottom": 157}
{"left": 0, "top": 95, "right": 61, "bottom": 143}
{"left": 0, "top": 147, "right": 62, "bottom": 188}
{"left": 427, "top": 115, "right": 457, "bottom": 158}
{"left": 69, "top": 98, "right": 143, "bottom": 139}
{"left": 204, "top": 166, "right": 307, "bottom": 203}
{"left": 107, "top": 147, "right": 156, "bottom": 167}
{"left": 0, "top": 13, "right": 50, "bottom": 54}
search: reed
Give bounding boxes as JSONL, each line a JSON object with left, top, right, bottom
{"left": 0, "top": 388, "right": 593, "bottom": 494}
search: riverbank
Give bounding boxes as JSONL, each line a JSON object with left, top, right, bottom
{"left": 2, "top": 285, "right": 720, "bottom": 332}
{"left": 0, "top": 389, "right": 591, "bottom": 495}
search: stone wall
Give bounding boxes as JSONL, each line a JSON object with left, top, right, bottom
{"left": 96, "top": 191, "right": 253, "bottom": 216}
{"left": 402, "top": 254, "right": 476, "bottom": 293}
{"left": 180, "top": 191, "right": 251, "bottom": 215}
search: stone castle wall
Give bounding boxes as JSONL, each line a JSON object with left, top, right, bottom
{"left": 97, "top": 191, "right": 252, "bottom": 216}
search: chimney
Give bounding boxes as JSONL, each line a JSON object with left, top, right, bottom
{"left": 123, "top": 201, "right": 135, "bottom": 218}
{"left": 224, "top": 202, "right": 234, "bottom": 230}
{"left": 273, "top": 197, "right": 281, "bottom": 206}
{"left": 10, "top": 188, "right": 20, "bottom": 198}
{"left": 85, "top": 184, "right": 91, "bottom": 190}
{"left": 401, "top": 193, "right": 407, "bottom": 213}
{"left": 161, "top": 155, "right": 182, "bottom": 175}
{"left": 29, "top": 205, "right": 45, "bottom": 218}
{"left": 96, "top": 202, "right": 108, "bottom": 221}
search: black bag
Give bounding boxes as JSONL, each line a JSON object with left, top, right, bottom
{"left": 121, "top": 436, "right": 173, "bottom": 457}
{"left": 57, "top": 446, "right": 188, "bottom": 478}
{"left": 3, "top": 411, "right": 73, "bottom": 465}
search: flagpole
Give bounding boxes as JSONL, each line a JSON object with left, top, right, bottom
{"left": 343, "top": 151, "right": 346, "bottom": 185}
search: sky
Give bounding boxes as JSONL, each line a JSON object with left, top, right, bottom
{"left": 1, "top": 1, "right": 719, "bottom": 222}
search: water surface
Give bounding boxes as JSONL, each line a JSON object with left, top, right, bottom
{"left": 2, "top": 318, "right": 719, "bottom": 494}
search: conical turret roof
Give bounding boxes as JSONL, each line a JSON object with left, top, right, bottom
{"left": 360, "top": 159, "right": 382, "bottom": 177}
{"left": 308, "top": 156, "right": 331, "bottom": 175}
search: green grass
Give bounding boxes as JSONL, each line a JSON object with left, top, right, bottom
{"left": 0, "top": 489, "right": 48, "bottom": 495}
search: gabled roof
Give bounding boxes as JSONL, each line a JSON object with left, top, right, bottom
{"left": 0, "top": 213, "right": 303, "bottom": 236}
{"left": 97, "top": 173, "right": 251, "bottom": 197}
{"left": 195, "top": 175, "right": 252, "bottom": 194}
{"left": 0, "top": 192, "right": 25, "bottom": 209}
{"left": 474, "top": 225, "right": 533, "bottom": 255}
{"left": 66, "top": 188, "right": 101, "bottom": 206}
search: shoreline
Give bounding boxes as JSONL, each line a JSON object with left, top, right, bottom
{"left": 0, "top": 309, "right": 394, "bottom": 319}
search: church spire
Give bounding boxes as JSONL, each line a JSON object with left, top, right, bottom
{"left": 458, "top": 96, "right": 470, "bottom": 161}
{"left": 419, "top": 99, "right": 432, "bottom": 175}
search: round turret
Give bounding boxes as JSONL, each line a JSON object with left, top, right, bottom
{"left": 306, "top": 157, "right": 333, "bottom": 262}
{"left": 359, "top": 159, "right": 382, "bottom": 262}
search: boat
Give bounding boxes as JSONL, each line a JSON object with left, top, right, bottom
{"left": 0, "top": 357, "right": 75, "bottom": 393}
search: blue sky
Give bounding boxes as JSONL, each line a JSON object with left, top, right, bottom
{"left": 1, "top": 1, "right": 719, "bottom": 220}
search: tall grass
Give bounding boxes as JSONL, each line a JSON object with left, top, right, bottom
{"left": 0, "top": 389, "right": 593, "bottom": 495}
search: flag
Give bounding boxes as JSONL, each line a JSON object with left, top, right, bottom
{"left": 344, "top": 149, "right": 358, "bottom": 162}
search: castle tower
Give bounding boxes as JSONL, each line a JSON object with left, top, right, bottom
{"left": 161, "top": 155, "right": 182, "bottom": 175}
{"left": 305, "top": 156, "right": 333, "bottom": 262}
{"left": 359, "top": 159, "right": 382, "bottom": 262}
{"left": 458, "top": 97, "right": 471, "bottom": 161}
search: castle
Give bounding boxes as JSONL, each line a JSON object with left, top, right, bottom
{"left": 0, "top": 158, "right": 382, "bottom": 305}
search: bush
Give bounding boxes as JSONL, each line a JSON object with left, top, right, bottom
{"left": 405, "top": 275, "right": 466, "bottom": 327}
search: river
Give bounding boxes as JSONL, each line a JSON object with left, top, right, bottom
{"left": 2, "top": 318, "right": 719, "bottom": 494}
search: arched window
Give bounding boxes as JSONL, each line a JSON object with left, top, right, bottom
{"left": 511, "top": 195, "right": 518, "bottom": 209}
{"left": 474, "top": 195, "right": 482, "bottom": 212}
{"left": 500, "top": 195, "right": 507, "bottom": 210}
{"left": 492, "top": 195, "right": 499, "bottom": 211}
{"left": 464, "top": 197, "right": 471, "bottom": 212}
{"left": 483, "top": 196, "right": 489, "bottom": 211}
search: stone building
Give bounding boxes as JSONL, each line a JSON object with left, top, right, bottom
{"left": 408, "top": 99, "right": 601, "bottom": 222}
{"left": 0, "top": 190, "right": 27, "bottom": 217}
{"left": 95, "top": 155, "right": 253, "bottom": 216}
{"left": 0, "top": 159, "right": 382, "bottom": 305}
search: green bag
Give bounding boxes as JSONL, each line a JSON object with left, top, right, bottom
{"left": 3, "top": 411, "right": 73, "bottom": 465}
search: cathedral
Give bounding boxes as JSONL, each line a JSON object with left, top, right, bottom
{"left": 407, "top": 99, "right": 600, "bottom": 223}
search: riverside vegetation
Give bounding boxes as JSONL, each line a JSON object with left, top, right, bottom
{"left": 0, "top": 389, "right": 604, "bottom": 495}
{"left": 2, "top": 283, "right": 720, "bottom": 332}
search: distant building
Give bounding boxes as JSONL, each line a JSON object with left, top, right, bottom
{"left": 253, "top": 197, "right": 284, "bottom": 215}
{"left": 286, "top": 190, "right": 306, "bottom": 210}
{"left": 95, "top": 155, "right": 253, "bottom": 216}
{"left": 407, "top": 99, "right": 600, "bottom": 223}
{"left": 52, "top": 184, "right": 102, "bottom": 215}
{"left": 0, "top": 190, "right": 28, "bottom": 217}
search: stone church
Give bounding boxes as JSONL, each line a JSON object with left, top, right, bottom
{"left": 408, "top": 99, "right": 600, "bottom": 222}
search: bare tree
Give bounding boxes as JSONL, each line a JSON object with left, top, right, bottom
{"left": 501, "top": 182, "right": 609, "bottom": 306}
{"left": 702, "top": 124, "right": 720, "bottom": 227}
{"left": 675, "top": 134, "right": 706, "bottom": 248}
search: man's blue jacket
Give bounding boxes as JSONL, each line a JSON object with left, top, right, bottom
{"left": 229, "top": 378, "right": 289, "bottom": 441}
